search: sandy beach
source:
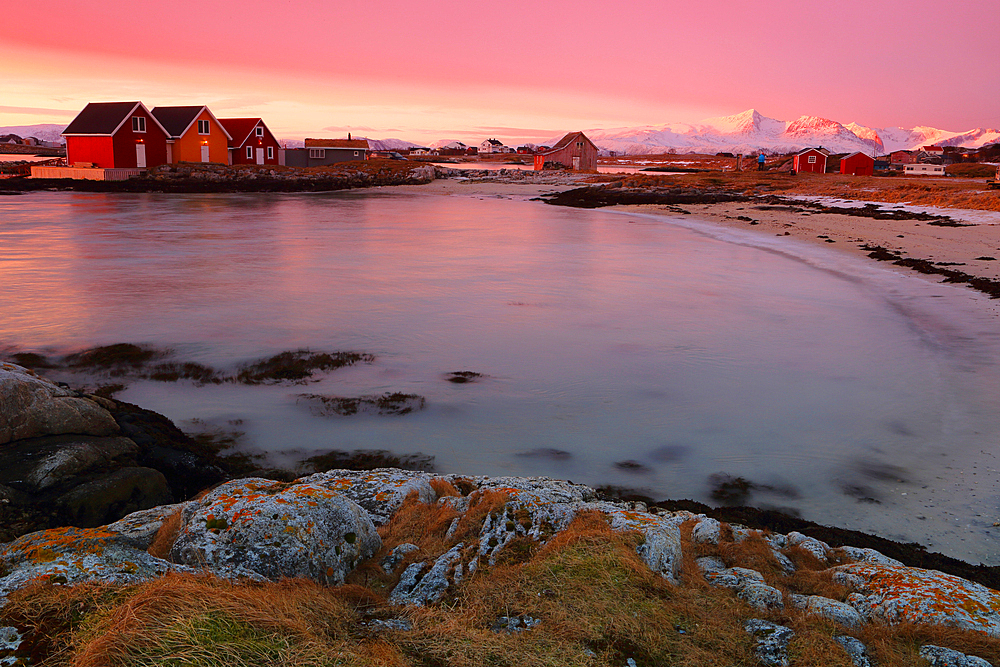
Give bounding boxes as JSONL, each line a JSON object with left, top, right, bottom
{"left": 404, "top": 175, "right": 1000, "bottom": 316}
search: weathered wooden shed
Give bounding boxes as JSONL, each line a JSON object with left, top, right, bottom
{"left": 533, "top": 132, "right": 598, "bottom": 171}
{"left": 792, "top": 148, "right": 829, "bottom": 174}
{"left": 840, "top": 152, "right": 875, "bottom": 176}
{"left": 219, "top": 118, "right": 281, "bottom": 165}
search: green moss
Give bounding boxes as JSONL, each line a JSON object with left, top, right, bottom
{"left": 343, "top": 532, "right": 357, "bottom": 545}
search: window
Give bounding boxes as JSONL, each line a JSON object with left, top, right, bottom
{"left": 309, "top": 149, "right": 325, "bottom": 159}
{"left": 807, "top": 156, "right": 817, "bottom": 164}
{"left": 132, "top": 116, "right": 146, "bottom": 133}
{"left": 255, "top": 126, "right": 264, "bottom": 137}
{"left": 197, "top": 120, "right": 209, "bottom": 134}
{"left": 267, "top": 146, "right": 274, "bottom": 159}
{"left": 246, "top": 146, "right": 253, "bottom": 159}
{"left": 353, "top": 151, "right": 359, "bottom": 157}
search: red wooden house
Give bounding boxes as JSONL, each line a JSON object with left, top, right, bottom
{"left": 792, "top": 148, "right": 829, "bottom": 174}
{"left": 840, "top": 152, "right": 875, "bottom": 176}
{"left": 218, "top": 118, "right": 281, "bottom": 165}
{"left": 533, "top": 132, "right": 598, "bottom": 171}
{"left": 62, "top": 101, "right": 169, "bottom": 169}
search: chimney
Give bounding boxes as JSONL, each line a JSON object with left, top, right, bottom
{"left": 348, "top": 132, "right": 351, "bottom": 141}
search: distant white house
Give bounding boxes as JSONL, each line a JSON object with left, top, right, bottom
{"left": 479, "top": 138, "right": 509, "bottom": 154}
{"left": 904, "top": 164, "right": 947, "bottom": 176}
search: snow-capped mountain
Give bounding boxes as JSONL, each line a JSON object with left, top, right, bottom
{"left": 0, "top": 124, "right": 66, "bottom": 143}
{"left": 363, "top": 138, "right": 423, "bottom": 151}
{"left": 579, "top": 110, "right": 1000, "bottom": 156}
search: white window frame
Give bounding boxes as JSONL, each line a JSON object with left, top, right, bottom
{"left": 246, "top": 145, "right": 253, "bottom": 159}
{"left": 255, "top": 126, "right": 264, "bottom": 137}
{"left": 132, "top": 116, "right": 146, "bottom": 133}
{"left": 807, "top": 155, "right": 817, "bottom": 164}
{"left": 197, "top": 120, "right": 210, "bottom": 135}
{"left": 309, "top": 149, "right": 325, "bottom": 159}
{"left": 353, "top": 151, "right": 359, "bottom": 157}
{"left": 267, "top": 146, "right": 274, "bottom": 159}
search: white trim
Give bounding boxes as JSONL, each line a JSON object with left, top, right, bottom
{"left": 267, "top": 146, "right": 274, "bottom": 159}
{"left": 197, "top": 119, "right": 210, "bottom": 135}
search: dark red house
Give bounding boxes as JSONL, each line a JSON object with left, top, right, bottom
{"left": 62, "top": 101, "right": 169, "bottom": 169}
{"left": 533, "top": 132, "right": 598, "bottom": 171}
{"left": 840, "top": 152, "right": 875, "bottom": 176}
{"left": 219, "top": 118, "right": 281, "bottom": 165}
{"left": 792, "top": 148, "right": 829, "bottom": 174}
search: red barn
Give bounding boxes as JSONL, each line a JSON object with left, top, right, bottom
{"left": 792, "top": 148, "right": 829, "bottom": 174}
{"left": 219, "top": 118, "right": 281, "bottom": 165}
{"left": 840, "top": 152, "right": 875, "bottom": 176}
{"left": 62, "top": 101, "right": 169, "bottom": 169}
{"left": 533, "top": 132, "right": 598, "bottom": 171}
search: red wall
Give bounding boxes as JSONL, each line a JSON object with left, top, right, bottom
{"left": 113, "top": 108, "right": 168, "bottom": 168}
{"left": 67, "top": 136, "right": 115, "bottom": 167}
{"left": 794, "top": 151, "right": 827, "bottom": 173}
{"left": 231, "top": 124, "right": 281, "bottom": 165}
{"left": 840, "top": 154, "right": 874, "bottom": 176}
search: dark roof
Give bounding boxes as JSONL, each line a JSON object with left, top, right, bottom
{"left": 150, "top": 106, "right": 204, "bottom": 138}
{"left": 540, "top": 132, "right": 594, "bottom": 155}
{"left": 218, "top": 118, "right": 266, "bottom": 147}
{"left": 304, "top": 138, "right": 369, "bottom": 149}
{"left": 62, "top": 102, "right": 142, "bottom": 135}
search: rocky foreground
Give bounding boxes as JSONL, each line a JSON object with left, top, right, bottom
{"left": 3, "top": 362, "right": 1000, "bottom": 666}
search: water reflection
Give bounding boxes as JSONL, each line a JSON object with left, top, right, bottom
{"left": 2, "top": 190, "right": 1000, "bottom": 562}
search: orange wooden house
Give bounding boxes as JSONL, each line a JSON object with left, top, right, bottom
{"left": 151, "top": 106, "right": 231, "bottom": 164}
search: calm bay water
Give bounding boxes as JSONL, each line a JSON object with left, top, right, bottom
{"left": 2, "top": 189, "right": 1000, "bottom": 563}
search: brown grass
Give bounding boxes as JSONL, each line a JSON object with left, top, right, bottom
{"left": 428, "top": 478, "right": 460, "bottom": 499}
{"left": 146, "top": 510, "right": 181, "bottom": 560}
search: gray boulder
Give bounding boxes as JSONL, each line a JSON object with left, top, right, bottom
{"left": 58, "top": 466, "right": 172, "bottom": 527}
{"left": 390, "top": 543, "right": 465, "bottom": 606}
{"left": 0, "top": 363, "right": 119, "bottom": 444}
{"left": 744, "top": 619, "right": 794, "bottom": 667}
{"left": 834, "top": 636, "right": 872, "bottom": 667}
{"left": 171, "top": 477, "right": 380, "bottom": 584}
{"left": 298, "top": 468, "right": 436, "bottom": 525}
{"left": 919, "top": 645, "right": 993, "bottom": 667}
{"left": 790, "top": 594, "right": 864, "bottom": 628}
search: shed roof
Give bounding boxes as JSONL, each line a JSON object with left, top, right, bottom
{"left": 150, "top": 106, "right": 231, "bottom": 140}
{"left": 539, "top": 132, "right": 595, "bottom": 156}
{"left": 796, "top": 147, "right": 830, "bottom": 156}
{"left": 304, "top": 138, "right": 369, "bottom": 149}
{"left": 218, "top": 118, "right": 270, "bottom": 147}
{"left": 842, "top": 151, "right": 874, "bottom": 161}
{"left": 63, "top": 102, "right": 164, "bottom": 136}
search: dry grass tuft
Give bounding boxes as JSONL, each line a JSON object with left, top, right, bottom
{"left": 146, "top": 510, "right": 182, "bottom": 560}
{"left": 716, "top": 533, "right": 787, "bottom": 582}
{"left": 429, "top": 478, "right": 460, "bottom": 499}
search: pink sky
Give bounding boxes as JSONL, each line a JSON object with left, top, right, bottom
{"left": 2, "top": 0, "right": 998, "bottom": 145}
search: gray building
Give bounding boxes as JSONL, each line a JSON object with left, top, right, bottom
{"left": 283, "top": 138, "right": 370, "bottom": 167}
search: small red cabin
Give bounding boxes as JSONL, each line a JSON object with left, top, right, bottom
{"left": 792, "top": 148, "right": 828, "bottom": 174}
{"left": 62, "top": 101, "right": 169, "bottom": 169}
{"left": 219, "top": 118, "right": 281, "bottom": 165}
{"left": 533, "top": 131, "right": 598, "bottom": 171}
{"left": 840, "top": 152, "right": 875, "bottom": 176}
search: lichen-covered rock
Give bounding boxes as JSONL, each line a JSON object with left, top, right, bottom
{"left": 462, "top": 475, "right": 597, "bottom": 504}
{"left": 0, "top": 363, "right": 119, "bottom": 444}
{"left": 841, "top": 546, "right": 902, "bottom": 567}
{"left": 170, "top": 478, "right": 380, "bottom": 584}
{"left": 491, "top": 615, "right": 541, "bottom": 633}
{"left": 696, "top": 556, "right": 727, "bottom": 573}
{"left": 738, "top": 582, "right": 785, "bottom": 611}
{"left": 835, "top": 562, "right": 1000, "bottom": 636}
{"left": 744, "top": 619, "right": 793, "bottom": 667}
{"left": 919, "top": 644, "right": 994, "bottom": 667}
{"left": 834, "top": 636, "right": 872, "bottom": 667}
{"left": 381, "top": 542, "right": 420, "bottom": 573}
{"left": 389, "top": 543, "right": 464, "bottom": 606}
{"left": 0, "top": 525, "right": 189, "bottom": 605}
{"left": 0, "top": 625, "right": 22, "bottom": 666}
{"left": 690, "top": 516, "right": 721, "bottom": 544}
{"left": 790, "top": 594, "right": 864, "bottom": 628}
{"left": 786, "top": 531, "right": 831, "bottom": 562}
{"left": 105, "top": 502, "right": 190, "bottom": 550}
{"left": 297, "top": 468, "right": 435, "bottom": 525}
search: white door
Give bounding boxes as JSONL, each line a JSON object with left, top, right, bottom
{"left": 201, "top": 145, "right": 210, "bottom": 162}
{"left": 166, "top": 144, "right": 173, "bottom": 164}
{"left": 136, "top": 144, "right": 146, "bottom": 168}
{"left": 572, "top": 156, "right": 581, "bottom": 170}
{"left": 255, "top": 148, "right": 264, "bottom": 165}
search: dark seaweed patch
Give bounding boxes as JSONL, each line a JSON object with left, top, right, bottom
{"left": 9, "top": 352, "right": 54, "bottom": 369}
{"left": 445, "top": 371, "right": 485, "bottom": 384}
{"left": 614, "top": 460, "right": 651, "bottom": 473}
{"left": 236, "top": 350, "right": 374, "bottom": 385}
{"left": 65, "top": 344, "right": 164, "bottom": 371}
{"left": 515, "top": 448, "right": 572, "bottom": 461}
{"left": 298, "top": 392, "right": 426, "bottom": 416}
{"left": 302, "top": 448, "right": 435, "bottom": 473}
